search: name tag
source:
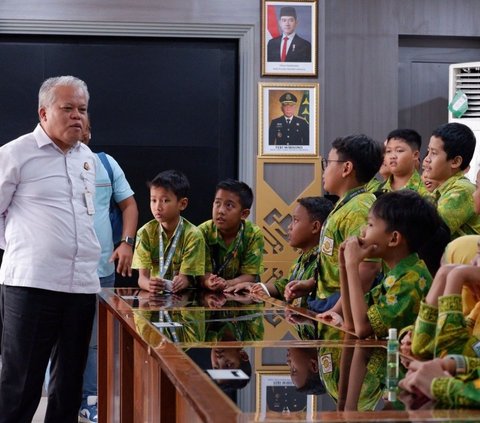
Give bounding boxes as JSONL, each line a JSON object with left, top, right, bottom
{"left": 84, "top": 191, "right": 95, "bottom": 215}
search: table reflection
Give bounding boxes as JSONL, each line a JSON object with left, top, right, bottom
{"left": 111, "top": 288, "right": 480, "bottom": 419}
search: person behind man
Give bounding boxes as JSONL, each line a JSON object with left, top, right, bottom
{"left": 199, "top": 179, "right": 264, "bottom": 290}
{"left": 0, "top": 76, "right": 101, "bottom": 422}
{"left": 423, "top": 122, "right": 480, "bottom": 239}
{"left": 79, "top": 121, "right": 138, "bottom": 422}
{"left": 285, "top": 134, "right": 383, "bottom": 313}
{"left": 133, "top": 169, "right": 205, "bottom": 293}
{"left": 267, "top": 6, "right": 311, "bottom": 62}
{"left": 269, "top": 92, "right": 309, "bottom": 146}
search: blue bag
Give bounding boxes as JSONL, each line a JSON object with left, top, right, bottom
{"left": 97, "top": 152, "right": 123, "bottom": 244}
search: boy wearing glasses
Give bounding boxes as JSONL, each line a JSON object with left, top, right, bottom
{"left": 285, "top": 134, "right": 383, "bottom": 313}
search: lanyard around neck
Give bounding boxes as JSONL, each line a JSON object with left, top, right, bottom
{"left": 159, "top": 217, "right": 184, "bottom": 278}
{"left": 213, "top": 221, "right": 245, "bottom": 276}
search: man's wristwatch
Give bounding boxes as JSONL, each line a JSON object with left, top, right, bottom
{"left": 120, "top": 236, "right": 135, "bottom": 247}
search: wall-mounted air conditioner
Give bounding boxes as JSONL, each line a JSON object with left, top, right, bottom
{"left": 449, "top": 62, "right": 480, "bottom": 182}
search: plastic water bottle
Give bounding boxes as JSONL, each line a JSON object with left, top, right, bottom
{"left": 386, "top": 327, "right": 399, "bottom": 401}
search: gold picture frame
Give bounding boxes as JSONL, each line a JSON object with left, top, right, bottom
{"left": 255, "top": 370, "right": 317, "bottom": 419}
{"left": 258, "top": 82, "right": 319, "bottom": 157}
{"left": 261, "top": 0, "right": 318, "bottom": 76}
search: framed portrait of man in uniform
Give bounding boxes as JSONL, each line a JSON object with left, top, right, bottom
{"left": 262, "top": 0, "right": 318, "bottom": 76}
{"left": 258, "top": 82, "right": 318, "bottom": 157}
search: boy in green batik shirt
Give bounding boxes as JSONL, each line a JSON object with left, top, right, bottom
{"left": 370, "top": 128, "right": 429, "bottom": 196}
{"left": 285, "top": 134, "right": 383, "bottom": 313}
{"left": 423, "top": 122, "right": 480, "bottom": 239}
{"left": 199, "top": 179, "right": 264, "bottom": 291}
{"left": 319, "top": 190, "right": 442, "bottom": 339}
{"left": 245, "top": 196, "right": 333, "bottom": 307}
{"left": 132, "top": 169, "right": 205, "bottom": 293}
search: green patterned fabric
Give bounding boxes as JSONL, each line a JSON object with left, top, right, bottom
{"left": 434, "top": 172, "right": 480, "bottom": 239}
{"left": 198, "top": 219, "right": 264, "bottom": 279}
{"left": 317, "top": 187, "right": 376, "bottom": 299}
{"left": 432, "top": 358, "right": 480, "bottom": 407}
{"left": 412, "top": 294, "right": 480, "bottom": 359}
{"left": 274, "top": 246, "right": 318, "bottom": 305}
{"left": 365, "top": 253, "right": 432, "bottom": 339}
{"left": 411, "top": 301, "right": 438, "bottom": 359}
{"left": 380, "top": 170, "right": 430, "bottom": 197}
{"left": 132, "top": 218, "right": 206, "bottom": 280}
{"left": 365, "top": 176, "right": 384, "bottom": 193}
{"left": 204, "top": 309, "right": 264, "bottom": 342}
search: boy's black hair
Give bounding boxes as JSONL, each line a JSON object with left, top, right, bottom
{"left": 149, "top": 169, "right": 190, "bottom": 199}
{"left": 432, "top": 122, "right": 476, "bottom": 170}
{"left": 387, "top": 128, "right": 422, "bottom": 151}
{"left": 297, "top": 196, "right": 334, "bottom": 223}
{"left": 371, "top": 190, "right": 450, "bottom": 274}
{"left": 332, "top": 134, "right": 383, "bottom": 184}
{"left": 215, "top": 178, "right": 254, "bottom": 210}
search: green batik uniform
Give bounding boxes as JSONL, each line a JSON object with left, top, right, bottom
{"left": 317, "top": 187, "right": 376, "bottom": 299}
{"left": 204, "top": 309, "right": 264, "bottom": 342}
{"left": 411, "top": 295, "right": 480, "bottom": 359}
{"left": 432, "top": 357, "right": 480, "bottom": 408}
{"left": 365, "top": 253, "right": 432, "bottom": 339}
{"left": 274, "top": 246, "right": 318, "bottom": 305}
{"left": 376, "top": 170, "right": 429, "bottom": 197}
{"left": 199, "top": 219, "right": 264, "bottom": 280}
{"left": 134, "top": 310, "right": 206, "bottom": 344}
{"left": 433, "top": 172, "right": 480, "bottom": 239}
{"left": 132, "top": 218, "right": 206, "bottom": 282}
{"left": 365, "top": 176, "right": 384, "bottom": 193}
{"left": 319, "top": 344, "right": 387, "bottom": 411}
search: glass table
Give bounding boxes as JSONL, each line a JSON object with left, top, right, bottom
{"left": 98, "top": 288, "right": 480, "bottom": 422}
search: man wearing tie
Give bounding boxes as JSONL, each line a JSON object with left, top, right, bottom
{"left": 269, "top": 92, "right": 309, "bottom": 146}
{"left": 267, "top": 6, "right": 312, "bottom": 63}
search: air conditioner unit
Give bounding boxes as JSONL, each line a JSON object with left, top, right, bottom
{"left": 449, "top": 62, "right": 480, "bottom": 183}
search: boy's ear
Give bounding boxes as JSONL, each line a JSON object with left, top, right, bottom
{"left": 239, "top": 349, "right": 249, "bottom": 362}
{"left": 413, "top": 150, "right": 420, "bottom": 160}
{"left": 388, "top": 230, "right": 402, "bottom": 247}
{"left": 312, "top": 220, "right": 321, "bottom": 234}
{"left": 451, "top": 155, "right": 463, "bottom": 171}
{"left": 341, "top": 161, "right": 354, "bottom": 178}
{"left": 179, "top": 197, "right": 188, "bottom": 211}
{"left": 241, "top": 208, "right": 250, "bottom": 220}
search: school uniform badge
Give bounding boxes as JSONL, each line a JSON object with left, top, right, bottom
{"left": 321, "top": 236, "right": 334, "bottom": 256}
{"left": 320, "top": 353, "right": 333, "bottom": 374}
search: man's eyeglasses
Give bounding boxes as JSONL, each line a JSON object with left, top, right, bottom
{"left": 321, "top": 158, "right": 347, "bottom": 171}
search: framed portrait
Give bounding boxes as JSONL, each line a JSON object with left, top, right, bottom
{"left": 261, "top": 0, "right": 318, "bottom": 76}
{"left": 258, "top": 82, "right": 318, "bottom": 157}
{"left": 256, "top": 371, "right": 316, "bottom": 418}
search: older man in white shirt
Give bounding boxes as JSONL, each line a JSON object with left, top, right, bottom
{"left": 0, "top": 76, "right": 101, "bottom": 423}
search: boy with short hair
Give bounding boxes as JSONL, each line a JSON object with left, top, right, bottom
{"left": 423, "top": 122, "right": 480, "bottom": 238}
{"left": 199, "top": 179, "right": 264, "bottom": 290}
{"left": 132, "top": 169, "right": 205, "bottom": 293}
{"left": 374, "top": 129, "right": 428, "bottom": 196}
{"left": 249, "top": 196, "right": 333, "bottom": 305}
{"left": 320, "top": 190, "right": 441, "bottom": 339}
{"left": 285, "top": 134, "right": 383, "bottom": 312}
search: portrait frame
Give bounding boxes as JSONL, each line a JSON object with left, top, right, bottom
{"left": 261, "top": 0, "right": 318, "bottom": 76}
{"left": 258, "top": 82, "right": 319, "bottom": 157}
{"left": 255, "top": 371, "right": 316, "bottom": 419}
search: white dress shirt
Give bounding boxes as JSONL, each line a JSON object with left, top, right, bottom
{"left": 0, "top": 124, "right": 101, "bottom": 293}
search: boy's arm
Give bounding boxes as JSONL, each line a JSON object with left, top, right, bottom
{"left": 177, "top": 227, "right": 206, "bottom": 286}
{"left": 111, "top": 196, "right": 138, "bottom": 277}
{"left": 344, "top": 238, "right": 374, "bottom": 338}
